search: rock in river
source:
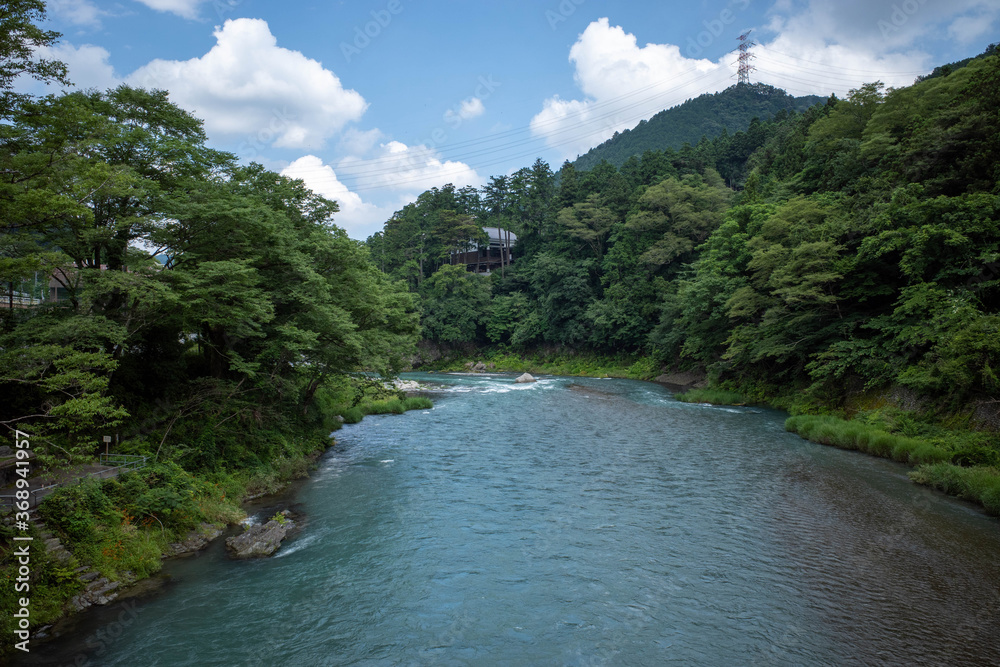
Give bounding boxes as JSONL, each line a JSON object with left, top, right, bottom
{"left": 515, "top": 373, "right": 536, "bottom": 383}
{"left": 226, "top": 512, "right": 295, "bottom": 558}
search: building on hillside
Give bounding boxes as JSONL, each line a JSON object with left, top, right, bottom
{"left": 450, "top": 227, "right": 517, "bottom": 275}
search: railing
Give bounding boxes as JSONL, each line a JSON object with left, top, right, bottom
{"left": 0, "top": 295, "right": 43, "bottom": 308}
{"left": 99, "top": 454, "right": 149, "bottom": 472}
{"left": 0, "top": 483, "right": 60, "bottom": 510}
{"left": 0, "top": 455, "right": 148, "bottom": 511}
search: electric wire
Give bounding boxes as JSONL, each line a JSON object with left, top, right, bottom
{"left": 284, "top": 45, "right": 933, "bottom": 195}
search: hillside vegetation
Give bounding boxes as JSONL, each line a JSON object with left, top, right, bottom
{"left": 574, "top": 83, "right": 824, "bottom": 173}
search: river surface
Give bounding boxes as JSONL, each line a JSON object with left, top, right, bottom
{"left": 26, "top": 373, "right": 1000, "bottom": 666}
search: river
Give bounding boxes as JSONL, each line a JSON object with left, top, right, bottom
{"left": 25, "top": 373, "right": 1000, "bottom": 665}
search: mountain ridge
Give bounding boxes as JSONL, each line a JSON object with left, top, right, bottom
{"left": 573, "top": 83, "right": 825, "bottom": 171}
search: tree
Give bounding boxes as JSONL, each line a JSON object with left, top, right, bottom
{"left": 420, "top": 264, "right": 491, "bottom": 345}
{"left": 557, "top": 194, "right": 616, "bottom": 263}
{"left": 0, "top": 0, "right": 69, "bottom": 116}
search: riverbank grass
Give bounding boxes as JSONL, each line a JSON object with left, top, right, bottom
{"left": 426, "top": 350, "right": 659, "bottom": 380}
{"left": 785, "top": 413, "right": 1000, "bottom": 516}
{"left": 909, "top": 463, "right": 1000, "bottom": 516}
{"left": 675, "top": 388, "right": 747, "bottom": 405}
{"left": 785, "top": 415, "right": 953, "bottom": 465}
{"left": 338, "top": 395, "right": 433, "bottom": 424}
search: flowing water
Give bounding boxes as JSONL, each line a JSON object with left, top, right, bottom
{"left": 26, "top": 374, "right": 1000, "bottom": 665}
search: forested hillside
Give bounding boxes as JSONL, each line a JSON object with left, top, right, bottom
{"left": 369, "top": 46, "right": 1000, "bottom": 418}
{"left": 574, "top": 83, "right": 824, "bottom": 172}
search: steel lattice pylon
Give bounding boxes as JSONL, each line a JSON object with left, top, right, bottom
{"left": 735, "top": 30, "right": 756, "bottom": 86}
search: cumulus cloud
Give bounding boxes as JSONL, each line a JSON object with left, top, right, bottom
{"left": 532, "top": 3, "right": 1000, "bottom": 160}
{"left": 281, "top": 155, "right": 395, "bottom": 239}
{"left": 336, "top": 140, "right": 482, "bottom": 194}
{"left": 280, "top": 142, "right": 482, "bottom": 238}
{"left": 126, "top": 19, "right": 367, "bottom": 151}
{"left": 751, "top": 0, "right": 1000, "bottom": 96}
{"left": 32, "top": 42, "right": 121, "bottom": 91}
{"left": 763, "top": 0, "right": 999, "bottom": 52}
{"left": 530, "top": 18, "right": 731, "bottom": 159}
{"left": 444, "top": 97, "right": 485, "bottom": 125}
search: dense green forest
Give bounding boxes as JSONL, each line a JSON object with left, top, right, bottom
{"left": 368, "top": 45, "right": 1000, "bottom": 475}
{"left": 574, "top": 83, "right": 824, "bottom": 173}
{"left": 0, "top": 1, "right": 422, "bottom": 644}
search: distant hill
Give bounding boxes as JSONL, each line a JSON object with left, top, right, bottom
{"left": 574, "top": 83, "right": 825, "bottom": 171}
{"left": 918, "top": 41, "right": 998, "bottom": 82}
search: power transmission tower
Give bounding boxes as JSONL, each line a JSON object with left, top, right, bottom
{"left": 735, "top": 30, "right": 756, "bottom": 86}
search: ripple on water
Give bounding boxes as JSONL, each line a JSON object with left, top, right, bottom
{"left": 25, "top": 372, "right": 1000, "bottom": 666}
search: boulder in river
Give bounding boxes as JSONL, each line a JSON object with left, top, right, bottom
{"left": 226, "top": 512, "right": 295, "bottom": 558}
{"left": 515, "top": 373, "right": 536, "bottom": 383}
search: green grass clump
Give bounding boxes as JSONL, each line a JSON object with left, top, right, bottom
{"left": 341, "top": 406, "right": 364, "bottom": 423}
{"left": 675, "top": 388, "right": 747, "bottom": 405}
{"left": 362, "top": 398, "right": 406, "bottom": 415}
{"left": 338, "top": 394, "right": 432, "bottom": 425}
{"left": 909, "top": 464, "right": 1000, "bottom": 516}
{"left": 785, "top": 415, "right": 952, "bottom": 465}
{"left": 403, "top": 396, "right": 433, "bottom": 410}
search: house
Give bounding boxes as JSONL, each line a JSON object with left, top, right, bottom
{"left": 2, "top": 264, "right": 114, "bottom": 308}
{"left": 451, "top": 226, "right": 517, "bottom": 274}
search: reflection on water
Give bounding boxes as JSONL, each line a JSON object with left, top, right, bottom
{"left": 26, "top": 373, "right": 1000, "bottom": 666}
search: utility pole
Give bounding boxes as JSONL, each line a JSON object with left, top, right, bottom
{"left": 735, "top": 30, "right": 756, "bottom": 86}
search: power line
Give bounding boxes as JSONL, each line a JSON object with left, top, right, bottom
{"left": 288, "top": 43, "right": 933, "bottom": 194}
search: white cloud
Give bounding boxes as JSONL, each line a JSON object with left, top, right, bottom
{"left": 49, "top": 0, "right": 108, "bottom": 27}
{"left": 336, "top": 140, "right": 482, "bottom": 194}
{"left": 750, "top": 0, "right": 1000, "bottom": 96}
{"left": 531, "top": 3, "right": 1000, "bottom": 160}
{"left": 530, "top": 18, "right": 731, "bottom": 159}
{"left": 278, "top": 142, "right": 482, "bottom": 238}
{"left": 763, "top": 0, "right": 1000, "bottom": 52}
{"left": 132, "top": 0, "right": 204, "bottom": 20}
{"left": 126, "top": 19, "right": 367, "bottom": 151}
{"left": 33, "top": 42, "right": 122, "bottom": 91}
{"left": 444, "top": 97, "right": 485, "bottom": 125}
{"left": 281, "top": 155, "right": 393, "bottom": 240}
{"left": 753, "top": 32, "right": 930, "bottom": 98}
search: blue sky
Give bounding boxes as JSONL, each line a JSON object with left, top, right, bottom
{"left": 29, "top": 0, "right": 1000, "bottom": 238}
